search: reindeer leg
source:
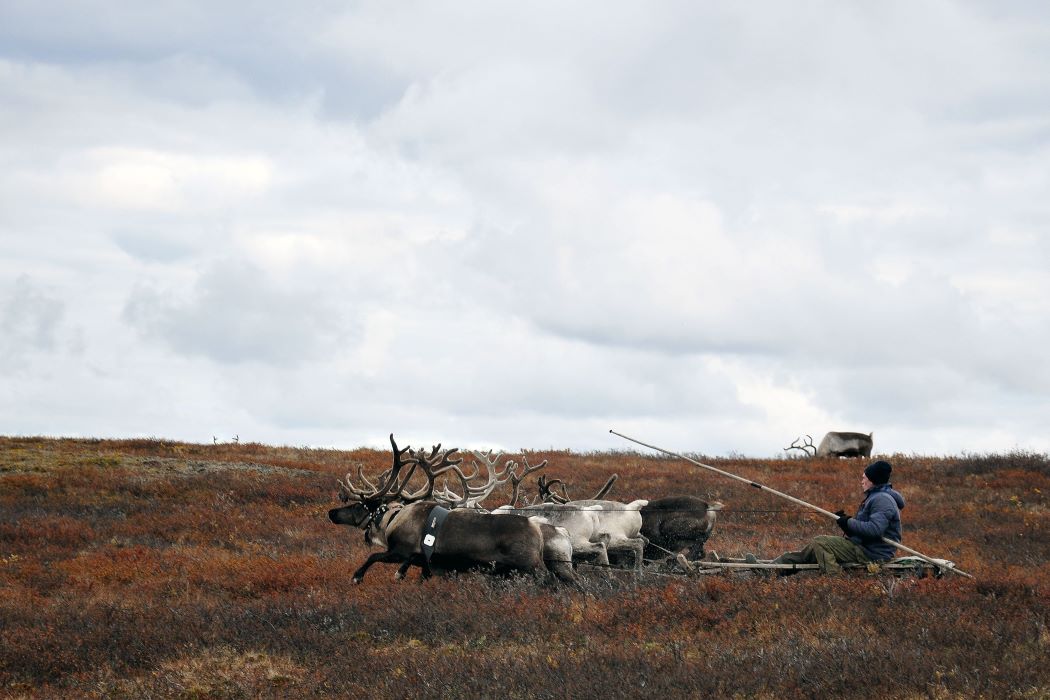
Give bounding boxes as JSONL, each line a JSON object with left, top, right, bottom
{"left": 630, "top": 537, "right": 646, "bottom": 572}
{"left": 391, "top": 554, "right": 430, "bottom": 581}
{"left": 352, "top": 551, "right": 405, "bottom": 584}
{"left": 584, "top": 540, "right": 611, "bottom": 576}
{"left": 686, "top": 535, "right": 709, "bottom": 561}
{"left": 597, "top": 534, "right": 612, "bottom": 567}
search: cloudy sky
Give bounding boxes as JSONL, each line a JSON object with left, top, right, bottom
{"left": 2, "top": 2, "right": 1048, "bottom": 456}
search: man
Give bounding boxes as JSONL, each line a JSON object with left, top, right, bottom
{"left": 769, "top": 459, "right": 905, "bottom": 575}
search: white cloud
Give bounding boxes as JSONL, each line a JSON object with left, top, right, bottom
{"left": 0, "top": 276, "right": 67, "bottom": 368}
{"left": 123, "top": 261, "right": 350, "bottom": 367}
{"left": 149, "top": 149, "right": 265, "bottom": 204}
{"left": 63, "top": 147, "right": 273, "bottom": 212}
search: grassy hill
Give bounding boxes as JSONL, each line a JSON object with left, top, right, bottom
{"left": 2, "top": 436, "right": 1048, "bottom": 698}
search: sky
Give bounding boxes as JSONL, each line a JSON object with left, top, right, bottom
{"left": 2, "top": 1, "right": 1049, "bottom": 457}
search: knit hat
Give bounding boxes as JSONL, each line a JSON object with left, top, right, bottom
{"left": 864, "top": 460, "right": 892, "bottom": 485}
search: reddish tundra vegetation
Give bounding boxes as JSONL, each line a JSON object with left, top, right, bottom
{"left": 1, "top": 436, "right": 1048, "bottom": 698}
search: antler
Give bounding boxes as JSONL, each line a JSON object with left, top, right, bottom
{"left": 423, "top": 449, "right": 522, "bottom": 508}
{"left": 537, "top": 474, "right": 570, "bottom": 504}
{"left": 448, "top": 450, "right": 517, "bottom": 508}
{"left": 337, "top": 434, "right": 415, "bottom": 503}
{"left": 397, "top": 443, "right": 471, "bottom": 504}
{"left": 537, "top": 473, "right": 617, "bottom": 503}
{"left": 591, "top": 474, "right": 618, "bottom": 500}
{"left": 506, "top": 456, "right": 548, "bottom": 507}
{"left": 784, "top": 434, "right": 817, "bottom": 458}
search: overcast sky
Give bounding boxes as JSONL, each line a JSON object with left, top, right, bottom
{"left": 2, "top": 1, "right": 1048, "bottom": 456}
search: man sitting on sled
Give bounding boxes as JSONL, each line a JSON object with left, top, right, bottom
{"left": 769, "top": 460, "right": 905, "bottom": 575}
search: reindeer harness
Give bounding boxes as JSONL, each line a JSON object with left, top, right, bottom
{"left": 368, "top": 504, "right": 390, "bottom": 530}
{"left": 363, "top": 503, "right": 393, "bottom": 545}
{"left": 421, "top": 505, "right": 451, "bottom": 565}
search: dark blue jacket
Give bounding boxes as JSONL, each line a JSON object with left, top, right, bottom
{"left": 845, "top": 483, "right": 905, "bottom": 561}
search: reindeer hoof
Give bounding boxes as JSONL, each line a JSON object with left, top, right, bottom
{"left": 351, "top": 577, "right": 363, "bottom": 585}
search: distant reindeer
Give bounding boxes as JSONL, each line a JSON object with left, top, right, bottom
{"left": 785, "top": 432, "right": 874, "bottom": 459}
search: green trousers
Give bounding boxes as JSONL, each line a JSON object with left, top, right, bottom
{"left": 773, "top": 535, "right": 871, "bottom": 575}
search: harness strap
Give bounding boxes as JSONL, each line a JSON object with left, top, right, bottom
{"left": 369, "top": 504, "right": 389, "bottom": 529}
{"left": 362, "top": 504, "right": 391, "bottom": 545}
{"left": 421, "top": 505, "right": 451, "bottom": 566}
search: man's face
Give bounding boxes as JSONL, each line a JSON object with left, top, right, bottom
{"left": 861, "top": 472, "right": 874, "bottom": 492}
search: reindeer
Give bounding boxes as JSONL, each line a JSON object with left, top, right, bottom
{"left": 530, "top": 476, "right": 647, "bottom": 570}
{"left": 464, "top": 450, "right": 578, "bottom": 582}
{"left": 493, "top": 501, "right": 612, "bottom": 569}
{"left": 559, "top": 498, "right": 648, "bottom": 571}
{"left": 637, "top": 497, "right": 723, "bottom": 562}
{"left": 328, "top": 434, "right": 575, "bottom": 584}
{"left": 538, "top": 476, "right": 723, "bottom": 564}
{"left": 786, "top": 432, "right": 874, "bottom": 459}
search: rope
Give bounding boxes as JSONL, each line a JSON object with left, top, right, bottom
{"left": 498, "top": 507, "right": 812, "bottom": 513}
{"left": 644, "top": 540, "right": 679, "bottom": 558}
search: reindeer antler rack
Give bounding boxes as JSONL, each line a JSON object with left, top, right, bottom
{"left": 338, "top": 434, "right": 416, "bottom": 503}
{"left": 505, "top": 456, "right": 548, "bottom": 507}
{"left": 537, "top": 473, "right": 618, "bottom": 503}
{"left": 784, "top": 435, "right": 817, "bottom": 458}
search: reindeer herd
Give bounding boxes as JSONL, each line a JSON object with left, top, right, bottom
{"left": 328, "top": 435, "right": 724, "bottom": 586}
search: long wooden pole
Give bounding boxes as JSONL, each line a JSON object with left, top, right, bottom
{"left": 610, "top": 430, "right": 974, "bottom": 579}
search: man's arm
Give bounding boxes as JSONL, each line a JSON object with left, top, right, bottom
{"left": 847, "top": 493, "right": 896, "bottom": 540}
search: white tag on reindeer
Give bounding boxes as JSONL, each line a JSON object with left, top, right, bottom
{"left": 423, "top": 534, "right": 436, "bottom": 547}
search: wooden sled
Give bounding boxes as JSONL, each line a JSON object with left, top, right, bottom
{"left": 675, "top": 553, "right": 959, "bottom": 578}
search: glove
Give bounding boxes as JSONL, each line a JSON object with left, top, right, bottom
{"left": 834, "top": 510, "right": 851, "bottom": 534}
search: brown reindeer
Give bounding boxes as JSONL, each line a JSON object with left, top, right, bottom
{"left": 637, "top": 496, "right": 724, "bottom": 561}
